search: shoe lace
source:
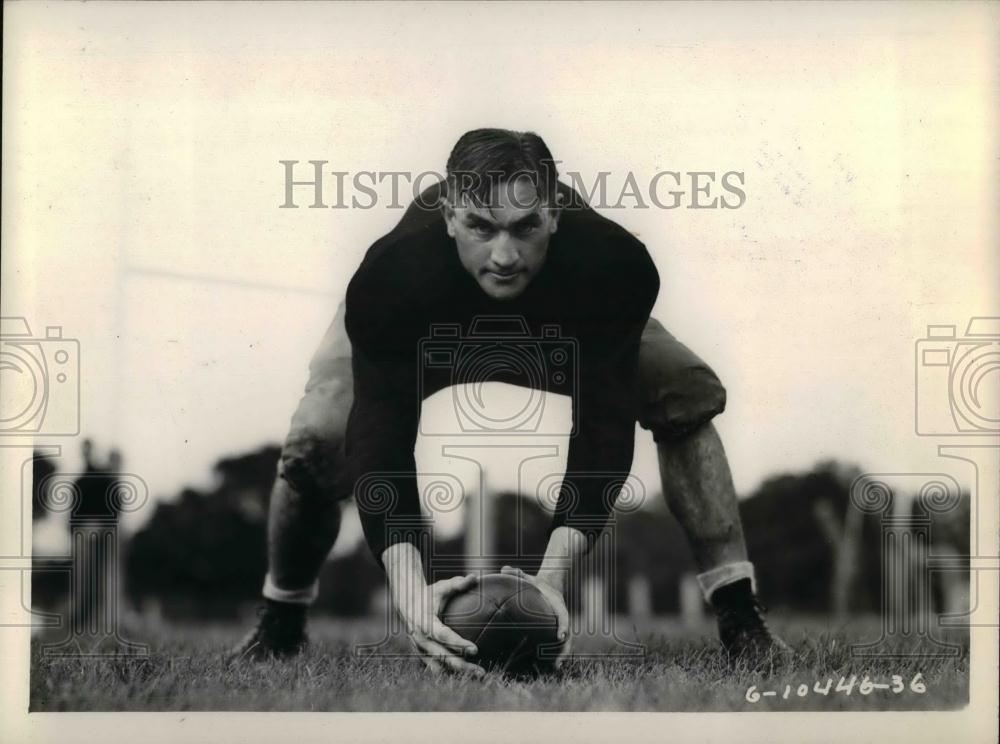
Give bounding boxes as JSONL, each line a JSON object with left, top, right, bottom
{"left": 254, "top": 602, "right": 306, "bottom": 641}
{"left": 718, "top": 596, "right": 771, "bottom": 637}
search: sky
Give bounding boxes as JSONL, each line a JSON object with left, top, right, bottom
{"left": 3, "top": 3, "right": 998, "bottom": 549}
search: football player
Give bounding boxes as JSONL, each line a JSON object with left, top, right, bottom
{"left": 231, "top": 129, "right": 789, "bottom": 673}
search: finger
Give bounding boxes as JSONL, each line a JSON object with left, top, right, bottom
{"left": 411, "top": 633, "right": 447, "bottom": 675}
{"left": 532, "top": 581, "right": 570, "bottom": 641}
{"left": 432, "top": 574, "right": 479, "bottom": 617}
{"left": 435, "top": 574, "right": 477, "bottom": 600}
{"left": 555, "top": 634, "right": 573, "bottom": 669}
{"left": 440, "top": 652, "right": 486, "bottom": 678}
{"left": 421, "top": 638, "right": 485, "bottom": 678}
{"left": 432, "top": 576, "right": 475, "bottom": 616}
{"left": 420, "top": 653, "right": 445, "bottom": 675}
{"left": 446, "top": 573, "right": 478, "bottom": 593}
{"left": 432, "top": 618, "right": 478, "bottom": 657}
{"left": 553, "top": 600, "right": 570, "bottom": 642}
{"left": 500, "top": 565, "right": 528, "bottom": 579}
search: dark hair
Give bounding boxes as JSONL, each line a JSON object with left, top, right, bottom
{"left": 445, "top": 128, "right": 559, "bottom": 207}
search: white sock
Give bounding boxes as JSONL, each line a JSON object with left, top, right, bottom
{"left": 262, "top": 572, "right": 319, "bottom": 605}
{"left": 696, "top": 561, "right": 756, "bottom": 603}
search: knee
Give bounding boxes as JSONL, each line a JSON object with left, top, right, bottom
{"left": 280, "top": 411, "right": 348, "bottom": 500}
{"left": 640, "top": 365, "right": 727, "bottom": 443}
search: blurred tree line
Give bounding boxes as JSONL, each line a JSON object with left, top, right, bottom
{"left": 31, "top": 447, "right": 971, "bottom": 620}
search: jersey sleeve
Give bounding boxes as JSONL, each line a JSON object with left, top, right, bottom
{"left": 548, "top": 239, "right": 660, "bottom": 547}
{"left": 342, "top": 264, "right": 429, "bottom": 568}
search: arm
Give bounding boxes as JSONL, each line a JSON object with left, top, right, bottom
{"left": 344, "top": 341, "right": 425, "bottom": 564}
{"left": 500, "top": 525, "right": 586, "bottom": 668}
{"left": 551, "top": 245, "right": 659, "bottom": 551}
{"left": 505, "top": 347, "right": 642, "bottom": 668}
{"left": 341, "top": 259, "right": 431, "bottom": 564}
{"left": 509, "top": 242, "right": 660, "bottom": 665}
{"left": 537, "top": 525, "right": 589, "bottom": 595}
{"left": 343, "top": 278, "right": 484, "bottom": 676}
{"left": 382, "top": 542, "right": 484, "bottom": 676}
{"left": 552, "top": 351, "right": 642, "bottom": 542}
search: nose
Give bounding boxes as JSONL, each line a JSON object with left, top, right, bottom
{"left": 489, "top": 238, "right": 520, "bottom": 271}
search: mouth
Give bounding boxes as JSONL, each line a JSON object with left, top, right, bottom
{"left": 485, "top": 270, "right": 522, "bottom": 283}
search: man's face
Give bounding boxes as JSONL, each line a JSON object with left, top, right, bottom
{"left": 443, "top": 177, "right": 559, "bottom": 301}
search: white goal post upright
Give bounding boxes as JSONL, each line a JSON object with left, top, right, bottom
{"left": 464, "top": 466, "right": 495, "bottom": 575}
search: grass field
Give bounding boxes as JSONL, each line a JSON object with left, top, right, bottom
{"left": 29, "top": 614, "right": 968, "bottom": 712}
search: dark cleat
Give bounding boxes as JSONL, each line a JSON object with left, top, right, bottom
{"left": 227, "top": 599, "right": 308, "bottom": 662}
{"left": 711, "top": 578, "right": 793, "bottom": 671}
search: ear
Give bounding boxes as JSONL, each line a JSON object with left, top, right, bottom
{"left": 440, "top": 199, "right": 457, "bottom": 238}
{"left": 547, "top": 202, "right": 562, "bottom": 234}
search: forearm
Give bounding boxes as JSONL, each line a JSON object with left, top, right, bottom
{"left": 537, "top": 526, "right": 588, "bottom": 594}
{"left": 383, "top": 541, "right": 428, "bottom": 606}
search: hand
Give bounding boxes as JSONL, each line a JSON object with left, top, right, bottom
{"left": 500, "top": 565, "right": 572, "bottom": 669}
{"left": 390, "top": 572, "right": 486, "bottom": 677}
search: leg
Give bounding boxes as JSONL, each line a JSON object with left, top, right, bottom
{"left": 265, "top": 297, "right": 355, "bottom": 601}
{"left": 264, "top": 440, "right": 345, "bottom": 601}
{"left": 637, "top": 319, "right": 789, "bottom": 666}
{"left": 656, "top": 421, "right": 748, "bottom": 573}
{"left": 231, "top": 303, "right": 355, "bottom": 660}
{"left": 636, "top": 318, "right": 751, "bottom": 593}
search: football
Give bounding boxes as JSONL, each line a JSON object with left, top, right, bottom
{"left": 439, "top": 573, "right": 561, "bottom": 677}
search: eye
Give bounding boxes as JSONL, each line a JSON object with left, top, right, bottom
{"left": 515, "top": 222, "right": 538, "bottom": 236}
{"left": 471, "top": 222, "right": 494, "bottom": 236}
